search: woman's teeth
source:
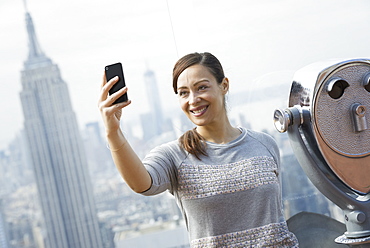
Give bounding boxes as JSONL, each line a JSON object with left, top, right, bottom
{"left": 192, "top": 107, "right": 207, "bottom": 114}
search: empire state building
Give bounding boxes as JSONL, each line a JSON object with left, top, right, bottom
{"left": 19, "top": 10, "right": 103, "bottom": 248}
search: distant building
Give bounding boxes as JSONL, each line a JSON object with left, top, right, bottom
{"left": 83, "top": 122, "right": 115, "bottom": 177}
{"left": 141, "top": 68, "right": 165, "bottom": 140}
{"left": 0, "top": 199, "right": 10, "bottom": 248}
{"left": 0, "top": 151, "right": 11, "bottom": 195}
{"left": 19, "top": 9, "right": 103, "bottom": 248}
{"left": 7, "top": 131, "right": 34, "bottom": 189}
{"left": 270, "top": 121, "right": 339, "bottom": 221}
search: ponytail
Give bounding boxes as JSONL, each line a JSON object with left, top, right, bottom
{"left": 179, "top": 128, "right": 207, "bottom": 160}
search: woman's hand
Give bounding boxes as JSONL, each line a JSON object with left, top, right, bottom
{"left": 98, "top": 73, "right": 131, "bottom": 133}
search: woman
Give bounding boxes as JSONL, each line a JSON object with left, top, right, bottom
{"left": 98, "top": 52, "right": 298, "bottom": 247}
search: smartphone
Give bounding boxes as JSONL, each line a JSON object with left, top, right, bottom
{"left": 105, "top": 62, "right": 128, "bottom": 104}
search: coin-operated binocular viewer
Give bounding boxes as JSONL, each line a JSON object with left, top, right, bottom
{"left": 274, "top": 58, "right": 370, "bottom": 246}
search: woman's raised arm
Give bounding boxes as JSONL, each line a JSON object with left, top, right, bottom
{"left": 98, "top": 73, "right": 152, "bottom": 193}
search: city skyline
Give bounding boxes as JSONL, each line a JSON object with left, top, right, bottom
{"left": 1, "top": 0, "right": 370, "bottom": 150}
{"left": 0, "top": 4, "right": 349, "bottom": 245}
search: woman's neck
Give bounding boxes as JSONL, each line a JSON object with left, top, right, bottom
{"left": 196, "top": 120, "right": 241, "bottom": 144}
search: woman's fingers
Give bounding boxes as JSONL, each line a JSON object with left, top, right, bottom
{"left": 99, "top": 71, "right": 127, "bottom": 105}
{"left": 99, "top": 100, "right": 131, "bottom": 127}
{"left": 99, "top": 77, "right": 118, "bottom": 101}
{"left": 99, "top": 94, "right": 131, "bottom": 115}
{"left": 105, "top": 86, "right": 129, "bottom": 106}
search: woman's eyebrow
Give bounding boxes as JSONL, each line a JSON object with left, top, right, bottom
{"left": 177, "top": 86, "right": 188, "bottom": 91}
{"left": 193, "top": 79, "right": 210, "bottom": 86}
{"left": 177, "top": 79, "right": 210, "bottom": 91}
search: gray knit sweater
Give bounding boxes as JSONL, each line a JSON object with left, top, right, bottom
{"left": 141, "top": 128, "right": 298, "bottom": 247}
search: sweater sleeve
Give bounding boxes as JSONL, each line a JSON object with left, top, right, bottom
{"left": 267, "top": 134, "right": 281, "bottom": 169}
{"left": 249, "top": 130, "right": 281, "bottom": 172}
{"left": 140, "top": 141, "right": 182, "bottom": 196}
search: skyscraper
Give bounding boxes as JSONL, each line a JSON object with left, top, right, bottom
{"left": 142, "top": 68, "right": 164, "bottom": 139}
{"left": 19, "top": 9, "right": 103, "bottom": 248}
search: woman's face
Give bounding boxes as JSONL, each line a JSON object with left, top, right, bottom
{"left": 177, "top": 64, "right": 228, "bottom": 127}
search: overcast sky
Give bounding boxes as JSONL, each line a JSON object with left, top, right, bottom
{"left": 1, "top": 0, "right": 369, "bottom": 150}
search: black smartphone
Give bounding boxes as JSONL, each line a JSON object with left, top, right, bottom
{"left": 105, "top": 62, "right": 128, "bottom": 104}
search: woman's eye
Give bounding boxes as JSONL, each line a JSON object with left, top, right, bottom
{"left": 179, "top": 91, "right": 188, "bottom": 97}
{"left": 198, "top": 85, "right": 208, "bottom": 91}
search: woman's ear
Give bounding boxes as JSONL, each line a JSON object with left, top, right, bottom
{"left": 221, "top": 77, "right": 229, "bottom": 94}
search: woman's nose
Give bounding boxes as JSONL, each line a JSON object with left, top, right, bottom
{"left": 189, "top": 93, "right": 200, "bottom": 105}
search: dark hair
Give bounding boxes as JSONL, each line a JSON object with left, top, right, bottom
{"left": 173, "top": 52, "right": 225, "bottom": 94}
{"left": 173, "top": 52, "right": 225, "bottom": 159}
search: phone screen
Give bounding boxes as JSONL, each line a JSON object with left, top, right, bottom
{"left": 105, "top": 62, "right": 128, "bottom": 104}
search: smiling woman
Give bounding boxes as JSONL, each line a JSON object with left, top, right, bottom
{"left": 174, "top": 52, "right": 233, "bottom": 158}
{"left": 98, "top": 52, "right": 299, "bottom": 247}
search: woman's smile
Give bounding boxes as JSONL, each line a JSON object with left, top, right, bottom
{"left": 190, "top": 105, "right": 208, "bottom": 117}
